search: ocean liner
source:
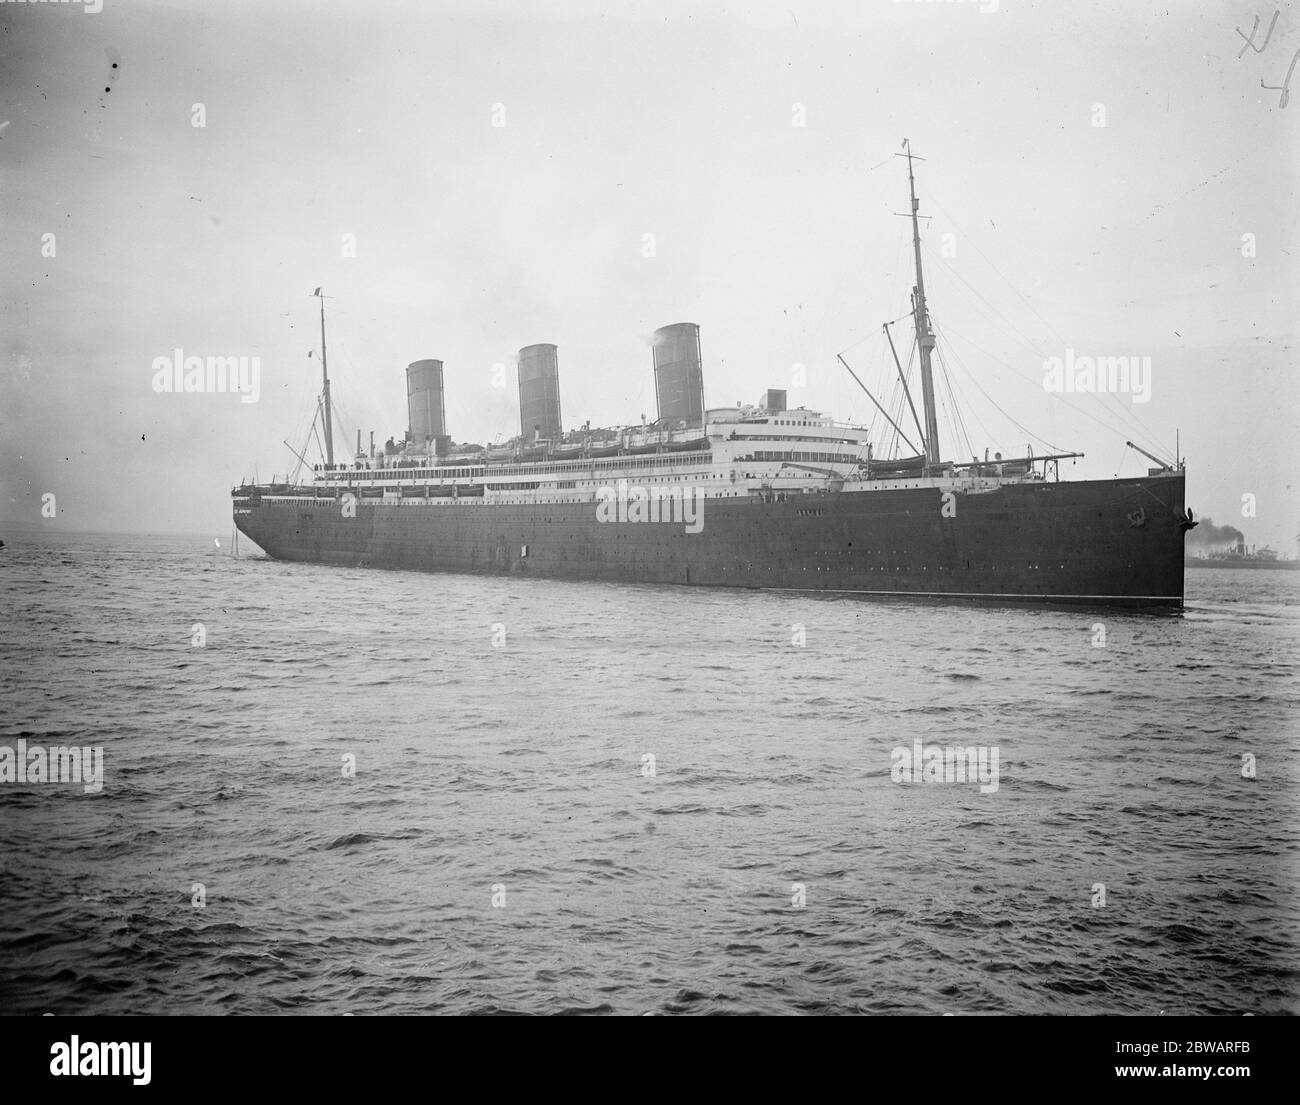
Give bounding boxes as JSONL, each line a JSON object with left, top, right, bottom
{"left": 232, "top": 147, "right": 1195, "bottom": 609}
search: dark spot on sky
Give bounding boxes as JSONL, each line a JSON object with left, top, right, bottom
{"left": 112, "top": 63, "right": 118, "bottom": 69}
{"left": 105, "top": 88, "right": 111, "bottom": 93}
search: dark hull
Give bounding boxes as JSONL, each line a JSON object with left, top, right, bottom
{"left": 234, "top": 475, "right": 1188, "bottom": 610}
{"left": 1186, "top": 559, "right": 1299, "bottom": 570}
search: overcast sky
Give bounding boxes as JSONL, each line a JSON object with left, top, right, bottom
{"left": 2, "top": 0, "right": 1297, "bottom": 549}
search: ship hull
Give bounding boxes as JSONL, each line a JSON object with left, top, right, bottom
{"left": 234, "top": 475, "right": 1187, "bottom": 610}
{"left": 1186, "top": 559, "right": 1299, "bottom": 570}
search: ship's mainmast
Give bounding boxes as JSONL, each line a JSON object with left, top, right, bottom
{"left": 315, "top": 287, "right": 335, "bottom": 468}
{"left": 902, "top": 140, "right": 941, "bottom": 468}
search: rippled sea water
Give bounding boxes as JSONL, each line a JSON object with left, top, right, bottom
{"left": 1, "top": 527, "right": 1297, "bottom": 1015}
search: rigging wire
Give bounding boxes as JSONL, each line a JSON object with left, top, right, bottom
{"left": 285, "top": 351, "right": 318, "bottom": 469}
{"left": 945, "top": 363, "right": 996, "bottom": 457}
{"left": 920, "top": 241, "right": 1050, "bottom": 363}
{"left": 311, "top": 416, "right": 325, "bottom": 468}
{"left": 1110, "top": 438, "right": 1131, "bottom": 479}
{"left": 942, "top": 340, "right": 997, "bottom": 457}
{"left": 326, "top": 339, "right": 370, "bottom": 459}
{"left": 933, "top": 342, "right": 974, "bottom": 460}
{"left": 919, "top": 221, "right": 1166, "bottom": 457}
{"left": 329, "top": 389, "right": 357, "bottom": 455}
{"left": 930, "top": 316, "right": 1071, "bottom": 454}
{"left": 934, "top": 311, "right": 1169, "bottom": 458}
{"left": 883, "top": 340, "right": 915, "bottom": 459}
{"left": 889, "top": 345, "right": 911, "bottom": 449}
{"left": 924, "top": 187, "right": 1076, "bottom": 349}
{"left": 860, "top": 222, "right": 913, "bottom": 434}
{"left": 845, "top": 164, "right": 1169, "bottom": 471}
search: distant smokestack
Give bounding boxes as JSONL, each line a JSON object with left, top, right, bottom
{"left": 1185, "top": 515, "right": 1247, "bottom": 550}
{"left": 406, "top": 359, "right": 448, "bottom": 454}
{"left": 517, "top": 344, "right": 562, "bottom": 442}
{"left": 765, "top": 389, "right": 787, "bottom": 412}
{"left": 652, "top": 323, "right": 705, "bottom": 429}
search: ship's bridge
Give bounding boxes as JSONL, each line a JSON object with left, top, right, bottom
{"left": 704, "top": 403, "right": 871, "bottom": 476}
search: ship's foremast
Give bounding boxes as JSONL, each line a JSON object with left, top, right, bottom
{"left": 314, "top": 287, "right": 335, "bottom": 469}
{"left": 901, "top": 140, "right": 941, "bottom": 470}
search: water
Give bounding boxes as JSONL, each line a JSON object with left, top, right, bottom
{"left": 1, "top": 528, "right": 1297, "bottom": 1015}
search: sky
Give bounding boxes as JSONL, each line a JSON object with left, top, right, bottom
{"left": 2, "top": 0, "right": 1297, "bottom": 549}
